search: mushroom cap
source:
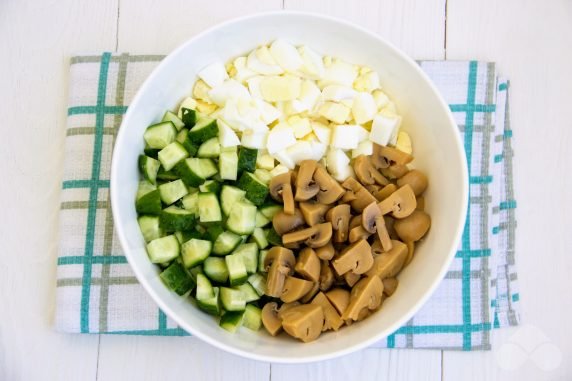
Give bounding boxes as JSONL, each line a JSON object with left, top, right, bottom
{"left": 416, "top": 196, "right": 425, "bottom": 211}
{"left": 295, "top": 160, "right": 320, "bottom": 201}
{"left": 281, "top": 304, "right": 325, "bottom": 343}
{"left": 353, "top": 155, "right": 389, "bottom": 186}
{"left": 294, "top": 247, "right": 321, "bottom": 282}
{"left": 344, "top": 271, "right": 361, "bottom": 287}
{"left": 277, "top": 301, "right": 301, "bottom": 319}
{"left": 377, "top": 145, "right": 413, "bottom": 166}
{"left": 319, "top": 260, "right": 335, "bottom": 291}
{"left": 382, "top": 277, "right": 399, "bottom": 296}
{"left": 362, "top": 202, "right": 382, "bottom": 233}
{"left": 282, "top": 223, "right": 332, "bottom": 248}
{"left": 371, "top": 143, "right": 391, "bottom": 169}
{"left": 377, "top": 184, "right": 417, "bottom": 219}
{"left": 269, "top": 172, "right": 292, "bottom": 202}
{"left": 272, "top": 208, "right": 305, "bottom": 235}
{"left": 261, "top": 302, "right": 282, "bottom": 336}
{"left": 341, "top": 275, "right": 384, "bottom": 321}
{"left": 404, "top": 241, "right": 415, "bottom": 267}
{"left": 325, "top": 288, "right": 351, "bottom": 315}
{"left": 281, "top": 276, "right": 315, "bottom": 303}
{"left": 314, "top": 166, "right": 345, "bottom": 204}
{"left": 394, "top": 210, "right": 431, "bottom": 242}
{"left": 300, "top": 281, "right": 320, "bottom": 303}
{"left": 315, "top": 241, "right": 335, "bottom": 260}
{"left": 311, "top": 291, "right": 343, "bottom": 331}
{"left": 365, "top": 240, "right": 408, "bottom": 279}
{"left": 397, "top": 169, "right": 428, "bottom": 196}
{"left": 299, "top": 202, "right": 330, "bottom": 226}
{"left": 348, "top": 225, "right": 372, "bottom": 243}
{"left": 264, "top": 246, "right": 296, "bottom": 297}
{"left": 341, "top": 177, "right": 378, "bottom": 213}
{"left": 374, "top": 183, "right": 397, "bottom": 202}
{"left": 326, "top": 204, "right": 351, "bottom": 243}
{"left": 381, "top": 163, "right": 409, "bottom": 180}
{"left": 332, "top": 239, "right": 374, "bottom": 275}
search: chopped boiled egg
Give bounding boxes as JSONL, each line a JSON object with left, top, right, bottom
{"left": 270, "top": 164, "right": 290, "bottom": 176}
{"left": 330, "top": 125, "right": 360, "bottom": 150}
{"left": 395, "top": 131, "right": 412, "bottom": 154}
{"left": 288, "top": 116, "right": 312, "bottom": 138}
{"left": 271, "top": 149, "right": 296, "bottom": 169}
{"left": 309, "top": 140, "right": 328, "bottom": 161}
{"left": 326, "top": 148, "right": 350, "bottom": 176}
{"left": 270, "top": 40, "right": 303, "bottom": 72}
{"left": 253, "top": 98, "right": 280, "bottom": 124}
{"left": 246, "top": 76, "right": 265, "bottom": 99}
{"left": 318, "top": 102, "right": 351, "bottom": 124}
{"left": 256, "top": 153, "right": 275, "bottom": 170}
{"left": 177, "top": 97, "right": 197, "bottom": 118}
{"left": 198, "top": 62, "right": 229, "bottom": 88}
{"left": 283, "top": 80, "right": 321, "bottom": 115}
{"left": 193, "top": 79, "right": 212, "bottom": 102}
{"left": 369, "top": 110, "right": 402, "bottom": 146}
{"left": 217, "top": 120, "right": 240, "bottom": 147}
{"left": 286, "top": 140, "right": 314, "bottom": 165}
{"left": 266, "top": 125, "right": 297, "bottom": 154}
{"left": 231, "top": 56, "right": 257, "bottom": 83}
{"left": 331, "top": 164, "right": 355, "bottom": 182}
{"left": 353, "top": 71, "right": 380, "bottom": 93}
{"left": 382, "top": 101, "right": 397, "bottom": 114}
{"left": 351, "top": 140, "right": 374, "bottom": 158}
{"left": 352, "top": 92, "right": 377, "bottom": 124}
{"left": 260, "top": 75, "right": 302, "bottom": 102}
{"left": 241, "top": 129, "right": 268, "bottom": 149}
{"left": 318, "top": 59, "right": 359, "bottom": 88}
{"left": 195, "top": 100, "right": 217, "bottom": 115}
{"left": 298, "top": 46, "right": 325, "bottom": 80}
{"left": 311, "top": 121, "right": 331, "bottom": 144}
{"left": 247, "top": 46, "right": 284, "bottom": 75}
{"left": 321, "top": 85, "right": 356, "bottom": 102}
{"left": 209, "top": 79, "right": 250, "bottom": 107}
{"left": 220, "top": 99, "right": 263, "bottom": 132}
{"left": 372, "top": 89, "right": 390, "bottom": 109}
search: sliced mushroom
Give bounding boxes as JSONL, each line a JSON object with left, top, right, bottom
{"left": 341, "top": 190, "right": 357, "bottom": 203}
{"left": 281, "top": 304, "right": 325, "bottom": 343}
{"left": 282, "top": 222, "right": 332, "bottom": 248}
{"left": 371, "top": 236, "right": 384, "bottom": 255}
{"left": 295, "top": 160, "right": 320, "bottom": 201}
{"left": 272, "top": 208, "right": 305, "bottom": 235}
{"left": 349, "top": 214, "right": 362, "bottom": 230}
{"left": 277, "top": 302, "right": 301, "bottom": 319}
{"left": 264, "top": 246, "right": 296, "bottom": 297}
{"left": 361, "top": 202, "right": 393, "bottom": 252}
{"left": 381, "top": 164, "right": 409, "bottom": 180}
{"left": 300, "top": 282, "right": 320, "bottom": 303}
{"left": 314, "top": 166, "right": 345, "bottom": 204}
{"left": 341, "top": 276, "right": 384, "bottom": 321}
{"left": 394, "top": 210, "right": 431, "bottom": 242}
{"left": 365, "top": 184, "right": 382, "bottom": 195}
{"left": 326, "top": 204, "right": 351, "bottom": 243}
{"left": 341, "top": 177, "right": 378, "bottom": 212}
{"left": 299, "top": 202, "right": 330, "bottom": 226}
{"left": 319, "top": 260, "right": 335, "bottom": 291}
{"left": 344, "top": 271, "right": 361, "bottom": 287}
{"left": 295, "top": 247, "right": 321, "bottom": 282}
{"left": 365, "top": 240, "right": 408, "bottom": 279}
{"left": 353, "top": 155, "right": 390, "bottom": 186}
{"left": 325, "top": 288, "right": 351, "bottom": 315}
{"left": 371, "top": 143, "right": 391, "bottom": 169}
{"left": 397, "top": 169, "right": 428, "bottom": 196}
{"left": 261, "top": 302, "right": 282, "bottom": 336}
{"left": 382, "top": 277, "right": 398, "bottom": 296}
{"left": 384, "top": 215, "right": 399, "bottom": 240}
{"left": 332, "top": 239, "right": 374, "bottom": 275}
{"left": 311, "top": 292, "right": 343, "bottom": 331}
{"left": 374, "top": 183, "right": 397, "bottom": 202}
{"left": 269, "top": 172, "right": 295, "bottom": 215}
{"left": 416, "top": 196, "right": 425, "bottom": 211}
{"left": 315, "top": 241, "right": 335, "bottom": 260}
{"left": 377, "top": 145, "right": 413, "bottom": 166}
{"left": 377, "top": 184, "right": 417, "bottom": 218}
{"left": 281, "top": 276, "right": 314, "bottom": 303}
{"left": 375, "top": 216, "right": 393, "bottom": 252}
{"left": 404, "top": 241, "right": 415, "bottom": 266}
{"left": 348, "top": 225, "right": 372, "bottom": 243}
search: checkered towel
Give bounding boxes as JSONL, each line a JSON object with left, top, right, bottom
{"left": 55, "top": 53, "right": 520, "bottom": 350}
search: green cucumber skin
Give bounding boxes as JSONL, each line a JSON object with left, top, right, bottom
{"left": 136, "top": 190, "right": 162, "bottom": 215}
{"left": 159, "top": 209, "right": 196, "bottom": 232}
{"left": 237, "top": 147, "right": 258, "bottom": 173}
{"left": 189, "top": 118, "right": 218, "bottom": 144}
{"left": 138, "top": 155, "right": 160, "bottom": 185}
{"left": 160, "top": 262, "right": 195, "bottom": 295}
{"left": 181, "top": 108, "right": 197, "bottom": 128}
{"left": 219, "top": 311, "right": 244, "bottom": 333}
{"left": 237, "top": 172, "right": 269, "bottom": 206}
{"left": 174, "top": 160, "right": 206, "bottom": 187}
{"left": 266, "top": 227, "right": 283, "bottom": 246}
{"left": 144, "top": 146, "right": 160, "bottom": 159}
{"left": 144, "top": 121, "right": 177, "bottom": 149}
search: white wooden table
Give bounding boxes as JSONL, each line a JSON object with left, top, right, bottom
{"left": 1, "top": 0, "right": 571, "bottom": 380}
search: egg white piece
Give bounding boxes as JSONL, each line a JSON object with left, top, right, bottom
{"left": 266, "top": 125, "right": 297, "bottom": 154}
{"left": 247, "top": 46, "right": 284, "bottom": 75}
{"left": 331, "top": 124, "right": 360, "bottom": 150}
{"left": 369, "top": 111, "right": 402, "bottom": 146}
{"left": 198, "top": 62, "right": 229, "bottom": 88}
{"left": 209, "top": 79, "right": 250, "bottom": 107}
{"left": 352, "top": 92, "right": 377, "bottom": 124}
{"left": 217, "top": 120, "right": 240, "bottom": 147}
{"left": 297, "top": 45, "right": 325, "bottom": 80}
{"left": 271, "top": 149, "right": 296, "bottom": 169}
{"left": 270, "top": 40, "right": 304, "bottom": 72}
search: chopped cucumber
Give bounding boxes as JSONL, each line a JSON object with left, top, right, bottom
{"left": 225, "top": 254, "right": 248, "bottom": 286}
{"left": 146, "top": 235, "right": 179, "bottom": 264}
{"left": 220, "top": 185, "right": 246, "bottom": 216}
{"left": 144, "top": 121, "right": 177, "bottom": 149}
{"left": 247, "top": 273, "right": 267, "bottom": 296}
{"left": 176, "top": 129, "right": 199, "bottom": 157}
{"left": 203, "top": 257, "right": 229, "bottom": 283}
{"left": 258, "top": 249, "right": 269, "bottom": 273}
{"left": 197, "top": 137, "right": 221, "bottom": 158}
{"left": 138, "top": 155, "right": 160, "bottom": 185}
{"left": 175, "top": 158, "right": 218, "bottom": 187}
{"left": 144, "top": 145, "right": 160, "bottom": 159}
{"left": 158, "top": 141, "right": 189, "bottom": 171}
{"left": 259, "top": 203, "right": 282, "bottom": 219}
{"left": 138, "top": 215, "right": 163, "bottom": 243}
{"left": 219, "top": 311, "right": 244, "bottom": 333}
{"left": 212, "top": 231, "right": 243, "bottom": 256}
{"left": 181, "top": 238, "right": 212, "bottom": 268}
{"left": 238, "top": 147, "right": 258, "bottom": 173}
{"left": 160, "top": 261, "right": 195, "bottom": 295}
{"left": 189, "top": 117, "right": 218, "bottom": 144}
{"left": 175, "top": 229, "right": 202, "bottom": 244}
{"left": 255, "top": 211, "right": 270, "bottom": 227}
{"left": 219, "top": 151, "right": 238, "bottom": 180}
{"left": 233, "top": 282, "right": 259, "bottom": 303}
{"left": 266, "top": 227, "right": 282, "bottom": 246}
{"left": 156, "top": 167, "right": 179, "bottom": 181}
{"left": 136, "top": 182, "right": 162, "bottom": 215}
{"left": 226, "top": 201, "right": 257, "bottom": 235}
{"left": 158, "top": 179, "right": 188, "bottom": 205}
{"left": 162, "top": 110, "right": 185, "bottom": 131}
{"left": 242, "top": 304, "right": 262, "bottom": 331}
{"left": 206, "top": 225, "right": 224, "bottom": 241}
{"left": 195, "top": 273, "right": 215, "bottom": 300}
{"left": 220, "top": 287, "right": 246, "bottom": 311}
{"left": 160, "top": 206, "right": 196, "bottom": 232}
{"left": 251, "top": 227, "right": 269, "bottom": 249}
{"left": 198, "top": 192, "right": 222, "bottom": 224}
{"left": 253, "top": 169, "right": 272, "bottom": 185}
{"left": 199, "top": 180, "right": 221, "bottom": 194}
{"left": 181, "top": 107, "right": 197, "bottom": 128}
{"left": 237, "top": 172, "right": 269, "bottom": 206}
{"left": 197, "top": 287, "right": 221, "bottom": 316}
{"left": 181, "top": 192, "right": 199, "bottom": 215}
{"left": 232, "top": 243, "right": 258, "bottom": 274}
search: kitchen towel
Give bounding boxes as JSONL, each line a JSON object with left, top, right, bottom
{"left": 55, "top": 53, "right": 519, "bottom": 350}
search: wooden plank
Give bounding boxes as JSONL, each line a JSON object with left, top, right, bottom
{"left": 97, "top": 336, "right": 270, "bottom": 381}
{"left": 444, "top": 0, "right": 572, "bottom": 379}
{"left": 284, "top": 0, "right": 447, "bottom": 59}
{"left": 0, "top": 0, "right": 118, "bottom": 379}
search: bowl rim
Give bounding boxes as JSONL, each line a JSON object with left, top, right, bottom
{"left": 110, "top": 10, "right": 468, "bottom": 363}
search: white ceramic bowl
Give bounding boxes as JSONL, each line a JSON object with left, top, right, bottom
{"left": 111, "top": 11, "right": 468, "bottom": 363}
